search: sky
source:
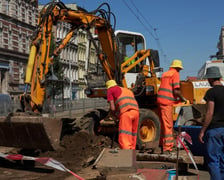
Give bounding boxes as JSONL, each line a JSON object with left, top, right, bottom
{"left": 39, "top": 0, "right": 224, "bottom": 80}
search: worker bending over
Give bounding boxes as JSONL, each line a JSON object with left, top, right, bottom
{"left": 106, "top": 80, "right": 139, "bottom": 149}
{"left": 157, "top": 59, "right": 188, "bottom": 154}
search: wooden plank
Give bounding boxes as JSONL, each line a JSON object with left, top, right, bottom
{"left": 136, "top": 150, "right": 204, "bottom": 165}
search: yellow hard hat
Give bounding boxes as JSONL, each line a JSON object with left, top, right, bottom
{"left": 106, "top": 80, "right": 117, "bottom": 89}
{"left": 170, "top": 59, "right": 184, "bottom": 69}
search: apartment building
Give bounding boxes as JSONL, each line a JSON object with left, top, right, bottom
{"left": 48, "top": 3, "right": 98, "bottom": 99}
{"left": 0, "top": 1, "right": 100, "bottom": 100}
{"left": 0, "top": 0, "right": 38, "bottom": 99}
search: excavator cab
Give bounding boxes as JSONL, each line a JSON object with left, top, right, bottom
{"left": 116, "top": 30, "right": 146, "bottom": 73}
{"left": 84, "top": 30, "right": 152, "bottom": 98}
{"left": 115, "top": 30, "right": 147, "bottom": 88}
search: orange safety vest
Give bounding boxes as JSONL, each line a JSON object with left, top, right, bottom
{"left": 115, "top": 87, "right": 139, "bottom": 117}
{"left": 157, "top": 68, "right": 180, "bottom": 105}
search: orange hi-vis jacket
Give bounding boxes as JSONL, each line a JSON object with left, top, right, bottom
{"left": 157, "top": 68, "right": 180, "bottom": 105}
{"left": 115, "top": 87, "right": 139, "bottom": 117}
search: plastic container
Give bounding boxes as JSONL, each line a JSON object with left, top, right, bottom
{"left": 174, "top": 125, "right": 206, "bottom": 156}
{"left": 174, "top": 105, "right": 206, "bottom": 156}
{"left": 167, "top": 170, "right": 176, "bottom": 180}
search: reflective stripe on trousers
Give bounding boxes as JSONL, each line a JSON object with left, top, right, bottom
{"left": 118, "top": 109, "right": 139, "bottom": 149}
{"left": 158, "top": 104, "right": 174, "bottom": 151}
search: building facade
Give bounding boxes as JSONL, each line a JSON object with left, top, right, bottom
{"left": 0, "top": 0, "right": 38, "bottom": 99}
{"left": 0, "top": 1, "right": 100, "bottom": 100}
{"left": 54, "top": 4, "right": 98, "bottom": 99}
{"left": 217, "top": 26, "right": 224, "bottom": 59}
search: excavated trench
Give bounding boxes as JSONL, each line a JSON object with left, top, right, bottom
{"left": 0, "top": 130, "right": 119, "bottom": 180}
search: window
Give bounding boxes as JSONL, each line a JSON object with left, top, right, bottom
{"left": 0, "top": 1, "right": 2, "bottom": 12}
{"left": 5, "top": 0, "right": 10, "bottom": 15}
{"left": 25, "top": 35, "right": 29, "bottom": 53}
{"left": 17, "top": 3, "right": 21, "bottom": 21}
{"left": 0, "top": 25, "right": 2, "bottom": 48}
{"left": 24, "top": 3, "right": 28, "bottom": 23}
{"left": 8, "top": 29, "right": 12, "bottom": 49}
{"left": 31, "top": 6, "right": 35, "bottom": 25}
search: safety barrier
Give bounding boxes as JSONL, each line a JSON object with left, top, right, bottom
{"left": 9, "top": 98, "right": 108, "bottom": 118}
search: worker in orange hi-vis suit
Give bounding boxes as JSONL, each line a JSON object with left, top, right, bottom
{"left": 106, "top": 80, "right": 139, "bottom": 149}
{"left": 157, "top": 59, "right": 188, "bottom": 155}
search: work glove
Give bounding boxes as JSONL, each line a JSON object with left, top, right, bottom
{"left": 100, "top": 113, "right": 118, "bottom": 126}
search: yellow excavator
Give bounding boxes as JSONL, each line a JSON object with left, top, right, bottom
{"left": 0, "top": 1, "right": 207, "bottom": 153}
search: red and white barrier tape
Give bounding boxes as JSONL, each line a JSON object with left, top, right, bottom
{"left": 176, "top": 131, "right": 199, "bottom": 180}
{"left": 0, "top": 152, "right": 84, "bottom": 180}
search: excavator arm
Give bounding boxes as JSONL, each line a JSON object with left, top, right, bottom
{"left": 23, "top": 1, "right": 119, "bottom": 112}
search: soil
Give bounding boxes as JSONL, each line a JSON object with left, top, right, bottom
{"left": 0, "top": 131, "right": 119, "bottom": 180}
{"left": 0, "top": 130, "right": 209, "bottom": 180}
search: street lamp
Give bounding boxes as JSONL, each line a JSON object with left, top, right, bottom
{"left": 46, "top": 67, "right": 58, "bottom": 117}
{"left": 68, "top": 45, "right": 72, "bottom": 118}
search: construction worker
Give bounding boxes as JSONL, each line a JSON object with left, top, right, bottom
{"left": 106, "top": 80, "right": 139, "bottom": 149}
{"left": 198, "top": 66, "right": 224, "bottom": 180}
{"left": 157, "top": 59, "right": 188, "bottom": 154}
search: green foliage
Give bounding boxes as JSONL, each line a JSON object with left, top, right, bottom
{"left": 45, "top": 33, "right": 64, "bottom": 97}
{"left": 49, "top": 33, "right": 63, "bottom": 80}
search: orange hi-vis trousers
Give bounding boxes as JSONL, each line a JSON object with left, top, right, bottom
{"left": 118, "top": 109, "right": 139, "bottom": 149}
{"left": 158, "top": 104, "right": 174, "bottom": 151}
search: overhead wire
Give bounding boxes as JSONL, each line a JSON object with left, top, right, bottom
{"left": 129, "top": 0, "right": 167, "bottom": 62}
{"left": 129, "top": 0, "right": 157, "bottom": 38}
{"left": 122, "top": 0, "right": 168, "bottom": 63}
{"left": 121, "top": 0, "right": 156, "bottom": 39}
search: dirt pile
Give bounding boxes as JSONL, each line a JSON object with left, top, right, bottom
{"left": 41, "top": 131, "right": 118, "bottom": 172}
{"left": 0, "top": 130, "right": 118, "bottom": 179}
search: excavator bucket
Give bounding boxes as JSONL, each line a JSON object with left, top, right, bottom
{"left": 0, "top": 113, "right": 62, "bottom": 151}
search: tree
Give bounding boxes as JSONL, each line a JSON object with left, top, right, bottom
{"left": 45, "top": 32, "right": 64, "bottom": 98}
